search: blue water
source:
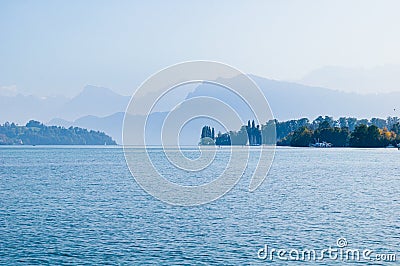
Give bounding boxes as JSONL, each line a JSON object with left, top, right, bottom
{"left": 0, "top": 146, "right": 399, "bottom": 264}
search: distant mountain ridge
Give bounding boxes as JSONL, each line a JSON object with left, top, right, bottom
{"left": 187, "top": 75, "right": 400, "bottom": 120}
{"left": 250, "top": 75, "right": 400, "bottom": 119}
{"left": 57, "top": 85, "right": 130, "bottom": 121}
{"left": 3, "top": 75, "right": 400, "bottom": 145}
{"left": 49, "top": 112, "right": 126, "bottom": 144}
{"left": 0, "top": 85, "right": 130, "bottom": 124}
{"left": 298, "top": 65, "right": 400, "bottom": 94}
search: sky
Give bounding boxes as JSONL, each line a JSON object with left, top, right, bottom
{"left": 1, "top": 0, "right": 400, "bottom": 97}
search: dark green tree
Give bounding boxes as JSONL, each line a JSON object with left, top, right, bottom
{"left": 290, "top": 126, "right": 313, "bottom": 147}
{"left": 350, "top": 124, "right": 382, "bottom": 147}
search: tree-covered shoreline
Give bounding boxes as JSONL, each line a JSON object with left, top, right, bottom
{"left": 277, "top": 116, "right": 399, "bottom": 147}
{"left": 200, "top": 116, "right": 400, "bottom": 148}
{"left": 0, "top": 120, "right": 116, "bottom": 145}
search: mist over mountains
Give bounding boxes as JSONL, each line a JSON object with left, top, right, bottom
{"left": 298, "top": 65, "right": 400, "bottom": 94}
{"left": 0, "top": 85, "right": 130, "bottom": 124}
{"left": 249, "top": 75, "right": 399, "bottom": 119}
{"left": 2, "top": 76, "right": 400, "bottom": 144}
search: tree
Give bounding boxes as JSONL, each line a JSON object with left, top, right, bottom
{"left": 215, "top": 133, "right": 231, "bottom": 145}
{"left": 391, "top": 123, "right": 400, "bottom": 134}
{"left": 262, "top": 120, "right": 276, "bottom": 145}
{"left": 0, "top": 121, "right": 116, "bottom": 145}
{"left": 387, "top": 117, "right": 400, "bottom": 129}
{"left": 367, "top": 125, "right": 381, "bottom": 147}
{"left": 26, "top": 120, "right": 43, "bottom": 128}
{"left": 350, "top": 124, "right": 368, "bottom": 147}
{"left": 290, "top": 126, "right": 313, "bottom": 147}
{"left": 370, "top": 118, "right": 387, "bottom": 129}
{"left": 347, "top": 118, "right": 357, "bottom": 131}
{"left": 350, "top": 124, "right": 382, "bottom": 147}
{"left": 318, "top": 121, "right": 331, "bottom": 130}
{"left": 356, "top": 119, "right": 369, "bottom": 127}
{"left": 338, "top": 117, "right": 348, "bottom": 128}
{"left": 230, "top": 126, "right": 248, "bottom": 145}
{"left": 380, "top": 127, "right": 396, "bottom": 146}
{"left": 313, "top": 126, "right": 349, "bottom": 147}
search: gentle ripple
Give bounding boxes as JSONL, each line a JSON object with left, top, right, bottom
{"left": 0, "top": 146, "right": 399, "bottom": 265}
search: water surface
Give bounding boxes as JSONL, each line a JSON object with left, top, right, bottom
{"left": 0, "top": 146, "right": 399, "bottom": 264}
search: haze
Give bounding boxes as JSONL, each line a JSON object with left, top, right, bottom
{"left": 2, "top": 1, "right": 400, "bottom": 97}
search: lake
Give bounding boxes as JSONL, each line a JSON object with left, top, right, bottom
{"left": 0, "top": 146, "right": 399, "bottom": 264}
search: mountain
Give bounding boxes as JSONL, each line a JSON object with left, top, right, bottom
{"left": 298, "top": 65, "right": 400, "bottom": 94}
{"left": 0, "top": 85, "right": 130, "bottom": 125}
{"left": 55, "top": 85, "right": 131, "bottom": 121}
{"left": 62, "top": 74, "right": 399, "bottom": 145}
{"left": 5, "top": 76, "right": 400, "bottom": 145}
{"left": 49, "top": 112, "right": 168, "bottom": 145}
{"left": 49, "top": 112, "right": 125, "bottom": 144}
{"left": 187, "top": 74, "right": 400, "bottom": 121}
{"left": 252, "top": 75, "right": 400, "bottom": 119}
{"left": 49, "top": 110, "right": 224, "bottom": 145}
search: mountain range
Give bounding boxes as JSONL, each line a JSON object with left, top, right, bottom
{"left": 0, "top": 85, "right": 130, "bottom": 124}
{"left": 2, "top": 76, "right": 400, "bottom": 145}
{"left": 298, "top": 65, "right": 400, "bottom": 94}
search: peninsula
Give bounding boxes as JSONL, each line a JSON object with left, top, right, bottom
{"left": 200, "top": 116, "right": 400, "bottom": 148}
{"left": 0, "top": 120, "right": 116, "bottom": 145}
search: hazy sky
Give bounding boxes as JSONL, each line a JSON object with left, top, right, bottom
{"left": 1, "top": 0, "right": 400, "bottom": 96}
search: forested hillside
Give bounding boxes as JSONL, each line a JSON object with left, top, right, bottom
{"left": 0, "top": 120, "right": 116, "bottom": 145}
